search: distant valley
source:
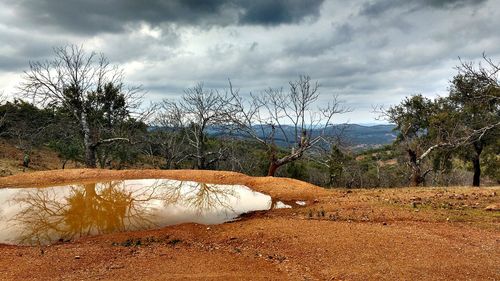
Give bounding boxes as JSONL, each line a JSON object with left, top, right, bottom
{"left": 207, "top": 124, "right": 397, "bottom": 150}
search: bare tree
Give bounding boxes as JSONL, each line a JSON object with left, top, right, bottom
{"left": 148, "top": 102, "right": 189, "bottom": 169}
{"left": 160, "top": 83, "right": 234, "bottom": 169}
{"left": 19, "top": 45, "right": 143, "bottom": 167}
{"left": 230, "top": 75, "right": 350, "bottom": 176}
{"left": 0, "top": 91, "right": 5, "bottom": 105}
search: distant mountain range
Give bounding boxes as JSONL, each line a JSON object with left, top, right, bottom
{"left": 208, "top": 124, "right": 397, "bottom": 149}
{"left": 152, "top": 123, "right": 397, "bottom": 150}
{"left": 330, "top": 124, "right": 397, "bottom": 147}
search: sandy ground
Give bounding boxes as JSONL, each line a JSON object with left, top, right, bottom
{"left": 0, "top": 169, "right": 499, "bottom": 281}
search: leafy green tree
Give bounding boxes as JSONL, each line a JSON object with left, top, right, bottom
{"left": 0, "top": 92, "right": 6, "bottom": 130}
{"left": 0, "top": 100, "right": 55, "bottom": 167}
{"left": 326, "top": 145, "right": 345, "bottom": 187}
{"left": 382, "top": 57, "right": 500, "bottom": 187}
{"left": 384, "top": 95, "right": 438, "bottom": 186}
{"left": 448, "top": 57, "right": 500, "bottom": 186}
{"left": 95, "top": 119, "right": 148, "bottom": 169}
{"left": 482, "top": 138, "right": 500, "bottom": 184}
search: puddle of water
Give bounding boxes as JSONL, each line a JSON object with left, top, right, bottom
{"left": 0, "top": 179, "right": 274, "bottom": 246}
{"left": 274, "top": 201, "right": 292, "bottom": 209}
{"left": 295, "top": 201, "right": 307, "bottom": 206}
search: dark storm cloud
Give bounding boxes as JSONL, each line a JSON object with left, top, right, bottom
{"left": 360, "top": 0, "right": 487, "bottom": 17}
{"left": 238, "top": 0, "right": 324, "bottom": 25}
{"left": 8, "top": 0, "right": 324, "bottom": 34}
{"left": 0, "top": 25, "right": 66, "bottom": 71}
{"left": 424, "top": 0, "right": 488, "bottom": 8}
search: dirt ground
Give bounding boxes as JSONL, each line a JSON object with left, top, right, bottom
{"left": 0, "top": 169, "right": 499, "bottom": 281}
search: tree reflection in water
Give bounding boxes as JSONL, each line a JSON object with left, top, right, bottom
{"left": 159, "top": 181, "right": 238, "bottom": 214}
{"left": 12, "top": 181, "right": 158, "bottom": 245}
{"left": 9, "top": 180, "right": 242, "bottom": 245}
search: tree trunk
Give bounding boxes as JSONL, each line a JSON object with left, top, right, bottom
{"left": 267, "top": 161, "right": 279, "bottom": 177}
{"left": 84, "top": 183, "right": 98, "bottom": 198}
{"left": 266, "top": 144, "right": 280, "bottom": 176}
{"left": 164, "top": 146, "right": 173, "bottom": 169}
{"left": 165, "top": 157, "right": 172, "bottom": 170}
{"left": 197, "top": 152, "right": 205, "bottom": 170}
{"left": 84, "top": 144, "right": 96, "bottom": 168}
{"left": 408, "top": 149, "right": 422, "bottom": 187}
{"left": 196, "top": 131, "right": 206, "bottom": 170}
{"left": 266, "top": 145, "right": 305, "bottom": 177}
{"left": 81, "top": 112, "right": 96, "bottom": 168}
{"left": 472, "top": 142, "right": 483, "bottom": 187}
{"left": 472, "top": 157, "right": 481, "bottom": 187}
{"left": 410, "top": 165, "right": 423, "bottom": 187}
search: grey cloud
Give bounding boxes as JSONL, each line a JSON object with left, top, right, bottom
{"left": 1, "top": 0, "right": 499, "bottom": 123}
{"left": 360, "top": 0, "right": 488, "bottom": 17}
{"left": 0, "top": 27, "right": 67, "bottom": 71}
{"left": 359, "top": 0, "right": 398, "bottom": 17}
{"left": 95, "top": 25, "right": 181, "bottom": 63}
{"left": 424, "top": 0, "right": 488, "bottom": 8}
{"left": 285, "top": 23, "right": 355, "bottom": 57}
{"left": 8, "top": 0, "right": 325, "bottom": 35}
{"left": 0, "top": 56, "right": 26, "bottom": 72}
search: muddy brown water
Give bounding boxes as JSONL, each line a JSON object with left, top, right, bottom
{"left": 0, "top": 179, "right": 284, "bottom": 245}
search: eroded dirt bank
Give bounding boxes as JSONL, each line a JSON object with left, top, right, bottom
{"left": 0, "top": 169, "right": 498, "bottom": 280}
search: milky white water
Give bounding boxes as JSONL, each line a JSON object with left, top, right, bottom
{"left": 0, "top": 179, "right": 274, "bottom": 245}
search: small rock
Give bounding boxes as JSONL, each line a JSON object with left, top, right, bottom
{"left": 485, "top": 204, "right": 500, "bottom": 211}
{"left": 382, "top": 222, "right": 387, "bottom": 226}
{"left": 74, "top": 255, "right": 81, "bottom": 260}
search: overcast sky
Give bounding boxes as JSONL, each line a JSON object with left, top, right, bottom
{"left": 1, "top": 0, "right": 499, "bottom": 123}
